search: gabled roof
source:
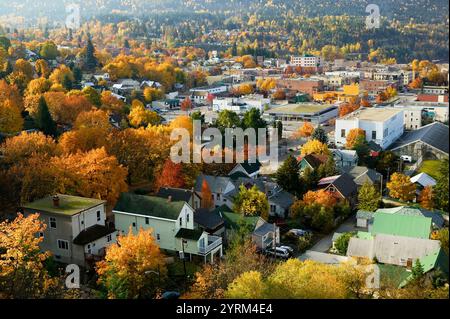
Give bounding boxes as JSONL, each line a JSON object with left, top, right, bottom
{"left": 320, "top": 173, "right": 358, "bottom": 198}
{"left": 268, "top": 189, "right": 295, "bottom": 209}
{"left": 221, "top": 211, "right": 260, "bottom": 230}
{"left": 342, "top": 166, "right": 382, "bottom": 186}
{"left": 356, "top": 210, "right": 374, "bottom": 220}
{"left": 113, "top": 193, "right": 185, "bottom": 220}
{"left": 376, "top": 206, "right": 445, "bottom": 228}
{"left": 73, "top": 224, "right": 116, "bottom": 246}
{"left": 390, "top": 122, "right": 449, "bottom": 155}
{"left": 300, "top": 154, "right": 328, "bottom": 169}
{"left": 233, "top": 160, "right": 262, "bottom": 175}
{"left": 253, "top": 222, "right": 277, "bottom": 237}
{"left": 194, "top": 175, "right": 232, "bottom": 194}
{"left": 419, "top": 248, "right": 449, "bottom": 276}
{"left": 175, "top": 228, "right": 204, "bottom": 241}
{"left": 410, "top": 173, "right": 437, "bottom": 187}
{"left": 194, "top": 208, "right": 225, "bottom": 231}
{"left": 156, "top": 187, "right": 196, "bottom": 203}
{"left": 371, "top": 212, "right": 432, "bottom": 239}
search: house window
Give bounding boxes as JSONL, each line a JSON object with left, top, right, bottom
{"left": 156, "top": 234, "right": 161, "bottom": 241}
{"left": 107, "top": 234, "right": 112, "bottom": 242}
{"left": 341, "top": 129, "right": 346, "bottom": 138}
{"left": 50, "top": 217, "right": 57, "bottom": 229}
{"left": 270, "top": 205, "right": 276, "bottom": 213}
{"left": 38, "top": 232, "right": 44, "bottom": 238}
{"left": 57, "top": 239, "right": 69, "bottom": 250}
{"left": 217, "top": 193, "right": 221, "bottom": 200}
{"left": 187, "top": 214, "right": 190, "bottom": 223}
{"left": 179, "top": 218, "right": 182, "bottom": 226}
{"left": 97, "top": 211, "right": 101, "bottom": 221}
{"left": 132, "top": 222, "right": 136, "bottom": 228}
{"left": 372, "top": 131, "right": 377, "bottom": 140}
{"left": 145, "top": 217, "right": 150, "bottom": 225}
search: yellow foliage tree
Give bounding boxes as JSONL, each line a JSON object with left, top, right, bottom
{"left": 128, "top": 100, "right": 160, "bottom": 128}
{"left": 225, "top": 271, "right": 266, "bottom": 299}
{"left": 0, "top": 213, "right": 58, "bottom": 298}
{"left": 301, "top": 139, "right": 330, "bottom": 156}
{"left": 418, "top": 186, "right": 434, "bottom": 210}
{"left": 294, "top": 122, "right": 314, "bottom": 138}
{"left": 345, "top": 128, "right": 365, "bottom": 149}
{"left": 96, "top": 227, "right": 167, "bottom": 299}
{"left": 387, "top": 173, "right": 416, "bottom": 202}
{"left": 0, "top": 99, "right": 24, "bottom": 133}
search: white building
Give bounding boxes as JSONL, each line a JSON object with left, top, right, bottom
{"left": 393, "top": 101, "right": 449, "bottom": 127}
{"left": 290, "top": 55, "right": 323, "bottom": 68}
{"left": 335, "top": 108, "right": 404, "bottom": 149}
{"left": 212, "top": 95, "right": 270, "bottom": 113}
{"left": 190, "top": 85, "right": 228, "bottom": 104}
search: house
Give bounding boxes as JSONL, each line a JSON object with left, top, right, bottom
{"left": 370, "top": 211, "right": 432, "bottom": 239}
{"left": 341, "top": 166, "right": 382, "bottom": 188}
{"left": 112, "top": 79, "right": 141, "bottom": 95}
{"left": 389, "top": 122, "right": 449, "bottom": 162}
{"left": 335, "top": 108, "right": 404, "bottom": 149}
{"left": 156, "top": 187, "right": 201, "bottom": 210}
{"left": 331, "top": 149, "right": 358, "bottom": 169}
{"left": 299, "top": 154, "right": 328, "bottom": 174}
{"left": 228, "top": 161, "right": 262, "bottom": 179}
{"left": 140, "top": 80, "right": 162, "bottom": 89}
{"left": 347, "top": 233, "right": 441, "bottom": 268}
{"left": 219, "top": 206, "right": 280, "bottom": 251}
{"left": 22, "top": 194, "right": 117, "bottom": 267}
{"left": 410, "top": 172, "right": 437, "bottom": 188}
{"left": 190, "top": 85, "right": 228, "bottom": 104}
{"left": 113, "top": 193, "right": 223, "bottom": 263}
{"left": 375, "top": 207, "right": 445, "bottom": 229}
{"left": 317, "top": 173, "right": 358, "bottom": 206}
{"left": 194, "top": 208, "right": 226, "bottom": 238}
{"left": 356, "top": 210, "right": 373, "bottom": 228}
{"left": 195, "top": 174, "right": 295, "bottom": 217}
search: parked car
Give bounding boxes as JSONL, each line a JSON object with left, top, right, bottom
{"left": 401, "top": 155, "right": 413, "bottom": 163}
{"left": 278, "top": 245, "right": 294, "bottom": 255}
{"left": 264, "top": 247, "right": 290, "bottom": 259}
{"left": 288, "top": 229, "right": 312, "bottom": 238}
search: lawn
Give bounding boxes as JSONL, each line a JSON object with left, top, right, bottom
{"left": 378, "top": 264, "right": 411, "bottom": 288}
{"left": 419, "top": 160, "right": 442, "bottom": 180}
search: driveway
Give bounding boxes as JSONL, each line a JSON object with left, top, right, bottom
{"left": 306, "top": 216, "right": 362, "bottom": 253}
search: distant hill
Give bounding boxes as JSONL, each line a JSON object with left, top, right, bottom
{"left": 0, "top": 0, "right": 448, "bottom": 23}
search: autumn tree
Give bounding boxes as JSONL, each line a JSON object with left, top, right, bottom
{"left": 302, "top": 189, "right": 338, "bottom": 208}
{"left": 96, "top": 228, "right": 167, "bottom": 299}
{"left": 101, "top": 91, "right": 125, "bottom": 113}
{"left": 345, "top": 128, "right": 365, "bottom": 149}
{"left": 143, "top": 87, "right": 164, "bottom": 103}
{"left": 225, "top": 271, "right": 266, "bottom": 299}
{"left": 0, "top": 131, "right": 58, "bottom": 165}
{"left": 295, "top": 122, "right": 314, "bottom": 138}
{"left": 233, "top": 185, "right": 269, "bottom": 220}
{"left": 0, "top": 98, "right": 23, "bottom": 133}
{"left": 272, "top": 89, "right": 286, "bottom": 100}
{"left": 387, "top": 173, "right": 416, "bottom": 202}
{"left": 0, "top": 214, "right": 58, "bottom": 298}
{"left": 200, "top": 178, "right": 214, "bottom": 209}
{"left": 180, "top": 97, "right": 193, "bottom": 112}
{"left": 433, "top": 159, "right": 449, "bottom": 212}
{"left": 128, "top": 100, "right": 160, "bottom": 128}
{"left": 301, "top": 139, "right": 330, "bottom": 156}
{"left": 156, "top": 159, "right": 185, "bottom": 190}
{"left": 51, "top": 148, "right": 128, "bottom": 205}
{"left": 418, "top": 186, "right": 434, "bottom": 210}
{"left": 82, "top": 86, "right": 102, "bottom": 107}
{"left": 357, "top": 182, "right": 380, "bottom": 211}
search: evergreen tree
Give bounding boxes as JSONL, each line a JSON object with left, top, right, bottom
{"left": 411, "top": 260, "right": 425, "bottom": 282}
{"left": 311, "top": 126, "right": 328, "bottom": 144}
{"left": 232, "top": 42, "right": 238, "bottom": 56}
{"left": 61, "top": 73, "right": 73, "bottom": 91}
{"left": 72, "top": 66, "right": 82, "bottom": 84}
{"left": 434, "top": 159, "right": 449, "bottom": 212}
{"left": 35, "top": 96, "right": 57, "bottom": 137}
{"left": 84, "top": 37, "right": 98, "bottom": 71}
{"left": 275, "top": 155, "right": 302, "bottom": 196}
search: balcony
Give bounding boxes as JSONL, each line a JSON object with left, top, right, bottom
{"left": 199, "top": 235, "right": 222, "bottom": 255}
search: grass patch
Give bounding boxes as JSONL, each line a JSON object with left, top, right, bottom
{"left": 378, "top": 264, "right": 411, "bottom": 288}
{"left": 419, "top": 160, "right": 442, "bottom": 180}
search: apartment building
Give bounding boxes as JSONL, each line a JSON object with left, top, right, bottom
{"left": 290, "top": 54, "right": 323, "bottom": 68}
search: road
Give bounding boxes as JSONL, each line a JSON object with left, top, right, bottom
{"left": 307, "top": 216, "right": 361, "bottom": 253}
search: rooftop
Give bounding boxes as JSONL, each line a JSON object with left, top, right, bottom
{"left": 341, "top": 108, "right": 402, "bottom": 122}
{"left": 113, "top": 193, "right": 185, "bottom": 220}
{"left": 268, "top": 103, "right": 334, "bottom": 115}
{"left": 23, "top": 194, "right": 106, "bottom": 216}
{"left": 371, "top": 212, "right": 432, "bottom": 239}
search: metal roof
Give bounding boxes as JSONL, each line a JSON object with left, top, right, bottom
{"left": 371, "top": 212, "right": 432, "bottom": 239}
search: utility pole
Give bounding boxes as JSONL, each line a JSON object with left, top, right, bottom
{"left": 181, "top": 239, "right": 188, "bottom": 291}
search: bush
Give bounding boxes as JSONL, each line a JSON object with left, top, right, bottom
{"left": 297, "top": 234, "right": 313, "bottom": 254}
{"left": 334, "top": 232, "right": 355, "bottom": 255}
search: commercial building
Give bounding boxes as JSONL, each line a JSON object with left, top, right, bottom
{"left": 335, "top": 108, "right": 404, "bottom": 149}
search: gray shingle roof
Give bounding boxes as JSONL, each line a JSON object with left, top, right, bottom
{"left": 342, "top": 166, "right": 382, "bottom": 186}
{"left": 253, "top": 222, "right": 277, "bottom": 237}
{"left": 156, "top": 187, "right": 195, "bottom": 203}
{"left": 195, "top": 175, "right": 232, "bottom": 194}
{"left": 194, "top": 208, "right": 225, "bottom": 231}
{"left": 390, "top": 122, "right": 449, "bottom": 154}
{"left": 73, "top": 224, "right": 116, "bottom": 245}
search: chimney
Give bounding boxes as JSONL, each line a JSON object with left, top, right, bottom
{"left": 167, "top": 195, "right": 172, "bottom": 203}
{"left": 191, "top": 187, "right": 195, "bottom": 210}
{"left": 52, "top": 195, "right": 60, "bottom": 207}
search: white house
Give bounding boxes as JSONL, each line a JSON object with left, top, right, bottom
{"left": 335, "top": 108, "right": 404, "bottom": 149}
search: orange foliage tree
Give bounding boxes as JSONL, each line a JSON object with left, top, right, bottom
{"left": 302, "top": 189, "right": 338, "bottom": 208}
{"left": 156, "top": 159, "right": 186, "bottom": 190}
{"left": 345, "top": 128, "right": 365, "bottom": 149}
{"left": 180, "top": 97, "right": 193, "bottom": 112}
{"left": 418, "top": 186, "right": 434, "bottom": 210}
{"left": 296, "top": 122, "right": 314, "bottom": 138}
{"left": 387, "top": 173, "right": 416, "bottom": 202}
{"left": 201, "top": 178, "right": 214, "bottom": 209}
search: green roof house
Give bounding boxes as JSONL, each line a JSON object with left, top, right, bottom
{"left": 370, "top": 212, "right": 432, "bottom": 239}
{"left": 113, "top": 193, "right": 223, "bottom": 263}
{"left": 22, "top": 194, "right": 117, "bottom": 267}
